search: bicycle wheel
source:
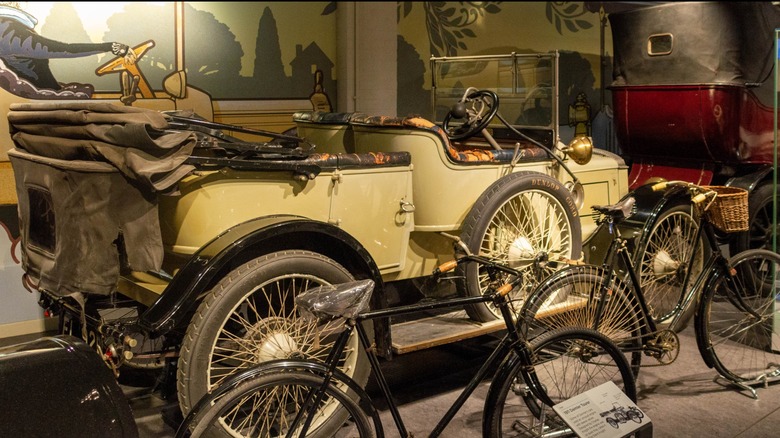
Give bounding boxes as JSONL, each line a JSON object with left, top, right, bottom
{"left": 181, "top": 369, "right": 375, "bottom": 438}
{"left": 520, "top": 265, "right": 645, "bottom": 374}
{"left": 635, "top": 203, "right": 704, "bottom": 329}
{"left": 484, "top": 326, "right": 637, "bottom": 437}
{"left": 697, "top": 249, "right": 780, "bottom": 384}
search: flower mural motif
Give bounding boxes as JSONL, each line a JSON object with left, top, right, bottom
{"left": 400, "top": 2, "right": 502, "bottom": 58}
{"left": 546, "top": 2, "right": 594, "bottom": 35}
{"left": 324, "top": 2, "right": 502, "bottom": 58}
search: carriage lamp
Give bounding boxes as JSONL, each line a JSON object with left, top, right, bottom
{"left": 568, "top": 92, "right": 592, "bottom": 137}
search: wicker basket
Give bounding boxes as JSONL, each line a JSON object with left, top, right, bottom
{"left": 704, "top": 186, "right": 749, "bottom": 233}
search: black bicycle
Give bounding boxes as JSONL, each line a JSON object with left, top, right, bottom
{"left": 175, "top": 241, "right": 636, "bottom": 437}
{"left": 520, "top": 180, "right": 780, "bottom": 397}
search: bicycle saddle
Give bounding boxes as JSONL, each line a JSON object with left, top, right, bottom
{"left": 591, "top": 196, "right": 636, "bottom": 222}
{"left": 295, "top": 279, "right": 375, "bottom": 320}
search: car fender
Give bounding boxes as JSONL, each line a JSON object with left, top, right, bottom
{"left": 725, "top": 163, "right": 773, "bottom": 193}
{"left": 139, "top": 215, "right": 383, "bottom": 336}
{"left": 0, "top": 336, "right": 138, "bottom": 438}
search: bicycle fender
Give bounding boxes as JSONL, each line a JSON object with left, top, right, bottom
{"left": 176, "top": 359, "right": 384, "bottom": 438}
{"left": 694, "top": 268, "right": 727, "bottom": 370}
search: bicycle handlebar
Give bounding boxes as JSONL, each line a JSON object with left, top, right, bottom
{"left": 433, "top": 255, "right": 522, "bottom": 297}
{"left": 651, "top": 180, "right": 715, "bottom": 206}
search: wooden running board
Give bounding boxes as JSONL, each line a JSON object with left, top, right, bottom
{"left": 390, "top": 310, "right": 505, "bottom": 355}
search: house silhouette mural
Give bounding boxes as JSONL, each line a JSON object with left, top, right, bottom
{"left": 291, "top": 42, "right": 335, "bottom": 100}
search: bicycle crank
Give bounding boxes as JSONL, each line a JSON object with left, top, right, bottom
{"left": 646, "top": 329, "right": 680, "bottom": 365}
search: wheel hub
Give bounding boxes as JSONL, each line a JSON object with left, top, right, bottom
{"left": 652, "top": 250, "right": 680, "bottom": 277}
{"left": 255, "top": 332, "right": 300, "bottom": 361}
{"left": 508, "top": 236, "right": 535, "bottom": 262}
{"left": 249, "top": 317, "right": 302, "bottom": 362}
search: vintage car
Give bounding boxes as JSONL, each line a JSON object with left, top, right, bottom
{"left": 608, "top": 1, "right": 780, "bottom": 254}
{"left": 8, "top": 51, "right": 630, "bottom": 425}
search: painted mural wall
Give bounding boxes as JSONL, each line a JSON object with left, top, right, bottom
{"left": 396, "top": 2, "right": 616, "bottom": 149}
{"left": 0, "top": 1, "right": 618, "bottom": 331}
{"left": 9, "top": 2, "right": 336, "bottom": 100}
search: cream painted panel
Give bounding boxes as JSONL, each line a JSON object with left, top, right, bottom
{"left": 331, "top": 167, "right": 413, "bottom": 272}
{"left": 159, "top": 169, "right": 333, "bottom": 254}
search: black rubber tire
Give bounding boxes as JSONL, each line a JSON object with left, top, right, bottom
{"left": 483, "top": 326, "right": 637, "bottom": 437}
{"left": 730, "top": 182, "right": 779, "bottom": 254}
{"left": 458, "top": 171, "right": 582, "bottom": 322}
{"left": 182, "top": 370, "right": 375, "bottom": 438}
{"left": 633, "top": 203, "right": 704, "bottom": 331}
{"left": 177, "top": 250, "right": 372, "bottom": 420}
{"left": 696, "top": 249, "right": 780, "bottom": 384}
{"left": 519, "top": 265, "right": 644, "bottom": 376}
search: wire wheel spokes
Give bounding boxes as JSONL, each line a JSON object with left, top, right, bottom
{"left": 206, "top": 276, "right": 359, "bottom": 436}
{"left": 639, "top": 207, "right": 703, "bottom": 325}
{"left": 479, "top": 190, "right": 573, "bottom": 310}
{"left": 702, "top": 249, "right": 780, "bottom": 384}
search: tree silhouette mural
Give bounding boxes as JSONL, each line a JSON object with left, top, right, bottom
{"left": 254, "top": 7, "right": 289, "bottom": 97}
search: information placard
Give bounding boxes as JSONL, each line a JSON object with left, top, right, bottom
{"left": 553, "top": 381, "right": 649, "bottom": 438}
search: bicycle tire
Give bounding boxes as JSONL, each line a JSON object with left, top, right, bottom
{"left": 697, "top": 248, "right": 780, "bottom": 384}
{"left": 634, "top": 203, "right": 704, "bottom": 330}
{"left": 483, "top": 326, "right": 637, "bottom": 437}
{"left": 520, "top": 265, "right": 645, "bottom": 375}
{"left": 182, "top": 369, "right": 375, "bottom": 438}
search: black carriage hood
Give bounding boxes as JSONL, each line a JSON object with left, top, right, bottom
{"left": 609, "top": 2, "right": 780, "bottom": 86}
{"left": 8, "top": 101, "right": 197, "bottom": 191}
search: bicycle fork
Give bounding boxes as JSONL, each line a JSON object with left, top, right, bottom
{"left": 286, "top": 323, "right": 355, "bottom": 438}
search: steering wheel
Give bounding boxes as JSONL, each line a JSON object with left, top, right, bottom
{"left": 442, "top": 89, "right": 499, "bottom": 142}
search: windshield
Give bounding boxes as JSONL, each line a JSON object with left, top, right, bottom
{"left": 431, "top": 52, "right": 557, "bottom": 130}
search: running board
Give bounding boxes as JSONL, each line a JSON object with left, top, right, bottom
{"left": 390, "top": 310, "right": 505, "bottom": 355}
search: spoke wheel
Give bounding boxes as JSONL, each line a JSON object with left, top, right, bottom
{"left": 636, "top": 204, "right": 704, "bottom": 330}
{"left": 182, "top": 370, "right": 375, "bottom": 438}
{"left": 177, "top": 250, "right": 370, "bottom": 437}
{"left": 484, "top": 326, "right": 636, "bottom": 437}
{"left": 520, "top": 265, "right": 644, "bottom": 376}
{"left": 458, "top": 172, "right": 581, "bottom": 322}
{"left": 730, "top": 183, "right": 780, "bottom": 254}
{"left": 698, "top": 249, "right": 780, "bottom": 384}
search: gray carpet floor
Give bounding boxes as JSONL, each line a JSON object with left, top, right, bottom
{"left": 4, "top": 324, "right": 779, "bottom": 437}
{"left": 125, "top": 325, "right": 780, "bottom": 437}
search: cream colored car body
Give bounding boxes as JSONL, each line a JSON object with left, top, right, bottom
{"left": 158, "top": 119, "right": 628, "bottom": 284}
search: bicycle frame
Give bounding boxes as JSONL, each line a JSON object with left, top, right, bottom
{"left": 594, "top": 190, "right": 760, "bottom": 353}
{"left": 291, "top": 255, "right": 553, "bottom": 438}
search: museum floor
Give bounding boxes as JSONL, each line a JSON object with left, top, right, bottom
{"left": 5, "top": 323, "right": 778, "bottom": 437}
{"left": 129, "top": 325, "right": 780, "bottom": 437}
